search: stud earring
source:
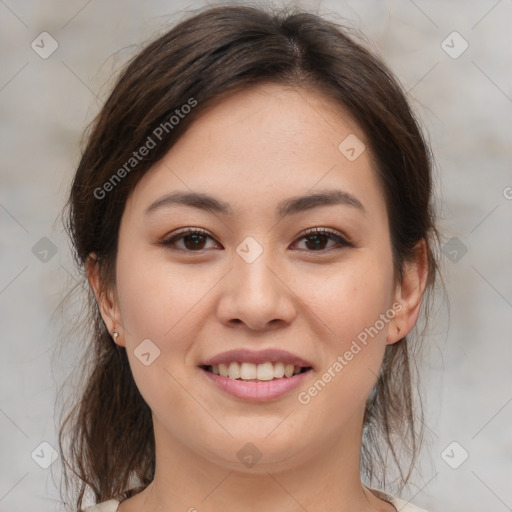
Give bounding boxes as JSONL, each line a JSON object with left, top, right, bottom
{"left": 112, "top": 328, "right": 119, "bottom": 340}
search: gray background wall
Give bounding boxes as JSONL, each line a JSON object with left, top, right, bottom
{"left": 1, "top": 1, "right": 511, "bottom": 511}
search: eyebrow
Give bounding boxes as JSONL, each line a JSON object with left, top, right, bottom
{"left": 144, "top": 189, "right": 365, "bottom": 218}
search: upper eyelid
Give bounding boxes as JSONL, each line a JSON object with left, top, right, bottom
{"left": 161, "top": 227, "right": 352, "bottom": 248}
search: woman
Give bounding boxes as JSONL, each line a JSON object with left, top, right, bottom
{"left": 59, "top": 4, "right": 439, "bottom": 511}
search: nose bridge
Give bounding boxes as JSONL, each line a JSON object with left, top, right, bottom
{"left": 234, "top": 234, "right": 280, "bottom": 303}
{"left": 217, "top": 234, "right": 295, "bottom": 329}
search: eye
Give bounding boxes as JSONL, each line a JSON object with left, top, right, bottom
{"left": 159, "top": 227, "right": 353, "bottom": 253}
{"left": 292, "top": 227, "right": 353, "bottom": 252}
{"left": 159, "top": 228, "right": 220, "bottom": 252}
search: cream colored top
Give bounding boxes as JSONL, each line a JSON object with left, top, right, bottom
{"left": 83, "top": 491, "right": 429, "bottom": 511}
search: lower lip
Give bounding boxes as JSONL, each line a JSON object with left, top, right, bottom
{"left": 200, "top": 367, "right": 312, "bottom": 402}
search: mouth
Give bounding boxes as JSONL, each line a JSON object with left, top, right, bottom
{"left": 198, "top": 348, "right": 314, "bottom": 401}
{"left": 200, "top": 362, "right": 313, "bottom": 382}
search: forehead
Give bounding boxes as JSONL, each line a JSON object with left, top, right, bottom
{"left": 184, "top": 82, "right": 362, "bottom": 157}
{"left": 124, "top": 83, "right": 386, "bottom": 223}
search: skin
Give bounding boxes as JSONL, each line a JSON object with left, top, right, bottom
{"left": 87, "top": 83, "right": 428, "bottom": 512}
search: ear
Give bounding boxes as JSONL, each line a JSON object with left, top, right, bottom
{"left": 85, "top": 253, "right": 125, "bottom": 347}
{"left": 387, "top": 239, "right": 429, "bottom": 345}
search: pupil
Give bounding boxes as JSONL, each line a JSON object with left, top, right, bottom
{"left": 185, "top": 234, "right": 205, "bottom": 250}
{"left": 306, "top": 234, "right": 327, "bottom": 250}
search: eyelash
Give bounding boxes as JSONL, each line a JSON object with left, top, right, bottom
{"left": 158, "top": 227, "right": 354, "bottom": 254}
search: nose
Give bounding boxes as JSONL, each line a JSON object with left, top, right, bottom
{"left": 215, "top": 244, "right": 297, "bottom": 331}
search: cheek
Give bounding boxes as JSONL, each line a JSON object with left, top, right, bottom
{"left": 113, "top": 247, "right": 209, "bottom": 423}
{"left": 300, "top": 252, "right": 394, "bottom": 345}
{"left": 115, "top": 244, "right": 217, "bottom": 343}
{"left": 113, "top": 246, "right": 226, "bottom": 406}
{"left": 295, "top": 253, "right": 394, "bottom": 408}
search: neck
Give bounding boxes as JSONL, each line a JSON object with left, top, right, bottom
{"left": 123, "top": 408, "right": 394, "bottom": 512}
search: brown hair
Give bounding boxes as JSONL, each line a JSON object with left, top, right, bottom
{"left": 58, "top": 3, "right": 439, "bottom": 510}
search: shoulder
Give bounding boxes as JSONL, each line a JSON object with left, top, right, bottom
{"left": 81, "top": 499, "right": 120, "bottom": 512}
{"left": 80, "top": 493, "right": 430, "bottom": 512}
{"left": 368, "top": 487, "right": 429, "bottom": 512}
{"left": 389, "top": 495, "right": 429, "bottom": 512}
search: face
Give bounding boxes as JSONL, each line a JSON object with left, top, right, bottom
{"left": 92, "top": 83, "right": 408, "bottom": 473}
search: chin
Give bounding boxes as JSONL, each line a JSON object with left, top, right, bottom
{"left": 198, "top": 430, "right": 312, "bottom": 474}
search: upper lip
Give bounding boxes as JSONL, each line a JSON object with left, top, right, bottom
{"left": 201, "top": 348, "right": 314, "bottom": 369}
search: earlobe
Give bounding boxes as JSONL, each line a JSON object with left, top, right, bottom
{"left": 85, "top": 254, "right": 124, "bottom": 345}
{"left": 387, "top": 240, "right": 429, "bottom": 345}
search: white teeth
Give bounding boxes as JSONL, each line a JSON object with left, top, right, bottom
{"left": 284, "top": 363, "right": 294, "bottom": 378}
{"left": 273, "top": 361, "right": 285, "bottom": 378}
{"left": 240, "top": 362, "right": 257, "bottom": 380}
{"left": 209, "top": 361, "right": 307, "bottom": 380}
{"left": 228, "top": 362, "right": 240, "bottom": 379}
{"left": 218, "top": 363, "right": 229, "bottom": 377}
{"left": 256, "top": 362, "right": 274, "bottom": 381}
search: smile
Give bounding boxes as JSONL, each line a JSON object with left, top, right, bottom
{"left": 200, "top": 363, "right": 313, "bottom": 401}
{"left": 203, "top": 361, "right": 311, "bottom": 381}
